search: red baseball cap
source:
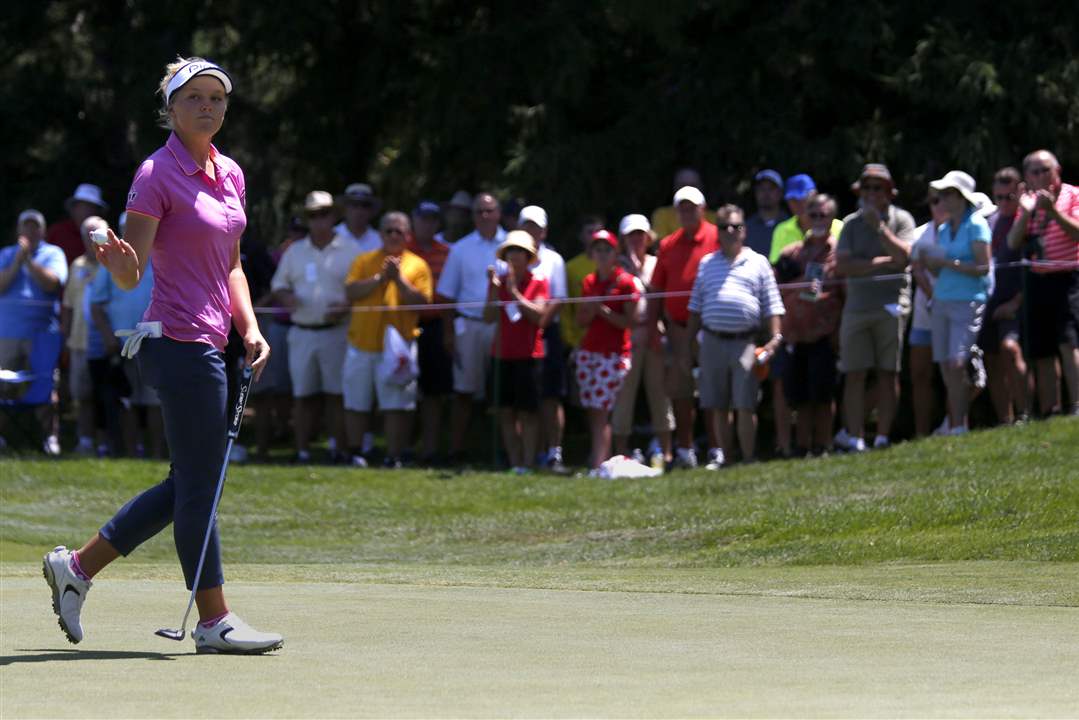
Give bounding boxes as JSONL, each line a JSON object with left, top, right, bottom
{"left": 589, "top": 229, "right": 618, "bottom": 249}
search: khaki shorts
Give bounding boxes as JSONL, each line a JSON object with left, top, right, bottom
{"left": 68, "top": 348, "right": 93, "bottom": 401}
{"left": 839, "top": 309, "right": 906, "bottom": 373}
{"left": 287, "top": 324, "right": 348, "bottom": 397}
{"left": 664, "top": 322, "right": 696, "bottom": 400}
{"left": 342, "top": 345, "right": 417, "bottom": 412}
{"left": 452, "top": 317, "right": 496, "bottom": 397}
{"left": 697, "top": 333, "right": 759, "bottom": 411}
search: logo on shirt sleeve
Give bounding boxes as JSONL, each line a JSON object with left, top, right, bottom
{"left": 126, "top": 189, "right": 138, "bottom": 206}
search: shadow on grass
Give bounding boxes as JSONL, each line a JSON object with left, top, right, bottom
{"left": 2, "top": 648, "right": 182, "bottom": 665}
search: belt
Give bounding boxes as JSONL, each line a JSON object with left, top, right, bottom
{"left": 293, "top": 322, "right": 342, "bottom": 331}
{"left": 702, "top": 326, "right": 755, "bottom": 340}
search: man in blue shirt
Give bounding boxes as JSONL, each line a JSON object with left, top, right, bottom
{"left": 0, "top": 210, "right": 68, "bottom": 453}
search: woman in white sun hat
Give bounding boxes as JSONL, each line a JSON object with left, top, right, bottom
{"left": 922, "top": 170, "right": 992, "bottom": 435}
{"left": 42, "top": 56, "right": 282, "bottom": 654}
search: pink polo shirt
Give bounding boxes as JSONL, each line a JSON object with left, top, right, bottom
{"left": 125, "top": 132, "right": 246, "bottom": 351}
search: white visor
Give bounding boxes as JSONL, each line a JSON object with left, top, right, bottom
{"left": 165, "top": 61, "right": 233, "bottom": 104}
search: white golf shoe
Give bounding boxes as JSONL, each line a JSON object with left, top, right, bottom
{"left": 42, "top": 546, "right": 91, "bottom": 644}
{"left": 193, "top": 612, "right": 283, "bottom": 654}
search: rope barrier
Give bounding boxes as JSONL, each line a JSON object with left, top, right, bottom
{"left": 2, "top": 259, "right": 1077, "bottom": 314}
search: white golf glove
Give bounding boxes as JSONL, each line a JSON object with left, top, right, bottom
{"left": 116, "top": 321, "right": 163, "bottom": 359}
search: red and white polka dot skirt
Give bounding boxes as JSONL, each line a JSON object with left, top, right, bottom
{"left": 576, "top": 350, "right": 632, "bottom": 411}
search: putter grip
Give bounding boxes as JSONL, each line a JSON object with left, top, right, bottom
{"left": 228, "top": 366, "right": 255, "bottom": 440}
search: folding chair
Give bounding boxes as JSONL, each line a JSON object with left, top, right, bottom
{"left": 0, "top": 330, "right": 62, "bottom": 450}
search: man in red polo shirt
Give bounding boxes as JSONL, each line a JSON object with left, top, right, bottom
{"left": 648, "top": 185, "right": 719, "bottom": 468}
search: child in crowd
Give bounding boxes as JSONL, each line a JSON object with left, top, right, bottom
{"left": 576, "top": 229, "right": 639, "bottom": 471}
{"left": 483, "top": 231, "right": 549, "bottom": 474}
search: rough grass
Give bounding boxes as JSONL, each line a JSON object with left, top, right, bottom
{"left": 2, "top": 417, "right": 1076, "bottom": 569}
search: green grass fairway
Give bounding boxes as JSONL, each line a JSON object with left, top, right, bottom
{"left": 2, "top": 418, "right": 1078, "bottom": 716}
{"left": 3, "top": 564, "right": 1078, "bottom": 718}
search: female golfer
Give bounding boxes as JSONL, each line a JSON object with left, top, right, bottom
{"left": 42, "top": 57, "right": 282, "bottom": 654}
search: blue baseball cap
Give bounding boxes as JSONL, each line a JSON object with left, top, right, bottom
{"left": 754, "top": 169, "right": 783, "bottom": 189}
{"left": 784, "top": 173, "right": 816, "bottom": 200}
{"left": 413, "top": 200, "right": 441, "bottom": 217}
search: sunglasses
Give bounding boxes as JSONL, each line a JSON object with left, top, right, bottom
{"left": 719, "top": 223, "right": 745, "bottom": 233}
{"left": 807, "top": 212, "right": 831, "bottom": 220}
{"left": 306, "top": 209, "right": 333, "bottom": 219}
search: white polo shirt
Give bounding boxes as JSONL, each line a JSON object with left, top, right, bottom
{"left": 271, "top": 234, "right": 362, "bottom": 326}
{"left": 533, "top": 242, "right": 568, "bottom": 301}
{"left": 334, "top": 221, "right": 381, "bottom": 254}
{"left": 435, "top": 227, "right": 507, "bottom": 319}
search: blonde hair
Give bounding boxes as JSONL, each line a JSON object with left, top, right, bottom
{"left": 156, "top": 55, "right": 216, "bottom": 129}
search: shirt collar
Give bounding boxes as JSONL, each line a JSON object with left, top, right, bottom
{"left": 166, "top": 132, "right": 220, "bottom": 178}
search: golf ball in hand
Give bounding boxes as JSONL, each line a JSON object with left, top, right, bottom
{"left": 90, "top": 229, "right": 109, "bottom": 245}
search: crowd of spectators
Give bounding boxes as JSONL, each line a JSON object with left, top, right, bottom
{"left": 2, "top": 149, "right": 1077, "bottom": 472}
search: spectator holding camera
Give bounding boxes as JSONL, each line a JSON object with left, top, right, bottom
{"left": 774, "top": 194, "right": 844, "bottom": 455}
{"left": 835, "top": 164, "right": 915, "bottom": 452}
{"left": 482, "top": 231, "right": 549, "bottom": 474}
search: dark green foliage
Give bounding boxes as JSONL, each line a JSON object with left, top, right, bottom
{"left": 2, "top": 1, "right": 1078, "bottom": 252}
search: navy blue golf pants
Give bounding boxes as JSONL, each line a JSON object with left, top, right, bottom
{"left": 100, "top": 338, "right": 228, "bottom": 591}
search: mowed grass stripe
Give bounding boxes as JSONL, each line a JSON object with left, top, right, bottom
{"left": 2, "top": 417, "right": 1077, "bottom": 567}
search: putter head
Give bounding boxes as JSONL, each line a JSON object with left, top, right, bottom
{"left": 155, "top": 627, "right": 186, "bottom": 641}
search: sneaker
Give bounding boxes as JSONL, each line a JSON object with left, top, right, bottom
{"left": 75, "top": 437, "right": 95, "bottom": 456}
{"left": 511, "top": 466, "right": 532, "bottom": 476}
{"left": 704, "top": 447, "right": 725, "bottom": 471}
{"left": 949, "top": 425, "right": 969, "bottom": 436}
{"left": 545, "top": 447, "right": 568, "bottom": 475}
{"left": 42, "top": 435, "right": 61, "bottom": 457}
{"left": 674, "top": 447, "right": 698, "bottom": 469}
{"left": 649, "top": 452, "right": 666, "bottom": 471}
{"left": 933, "top": 417, "right": 951, "bottom": 437}
{"left": 351, "top": 454, "right": 369, "bottom": 468}
{"left": 42, "top": 546, "right": 91, "bottom": 644}
{"left": 630, "top": 448, "right": 647, "bottom": 465}
{"left": 833, "top": 428, "right": 852, "bottom": 449}
{"left": 382, "top": 456, "right": 402, "bottom": 469}
{"left": 849, "top": 436, "right": 867, "bottom": 453}
{"left": 192, "top": 612, "right": 283, "bottom": 655}
{"left": 873, "top": 435, "right": 890, "bottom": 449}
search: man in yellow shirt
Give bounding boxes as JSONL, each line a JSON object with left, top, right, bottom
{"left": 650, "top": 168, "right": 718, "bottom": 239}
{"left": 343, "top": 211, "right": 433, "bottom": 468}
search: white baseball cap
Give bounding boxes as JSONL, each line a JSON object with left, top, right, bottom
{"left": 518, "top": 205, "right": 548, "bottom": 229}
{"left": 619, "top": 214, "right": 651, "bottom": 235}
{"left": 304, "top": 191, "right": 335, "bottom": 212}
{"left": 17, "top": 209, "right": 46, "bottom": 228}
{"left": 65, "top": 183, "right": 107, "bottom": 211}
{"left": 673, "top": 185, "right": 706, "bottom": 207}
{"left": 165, "top": 60, "right": 233, "bottom": 105}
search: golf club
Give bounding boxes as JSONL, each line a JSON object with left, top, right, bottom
{"left": 156, "top": 364, "right": 254, "bottom": 642}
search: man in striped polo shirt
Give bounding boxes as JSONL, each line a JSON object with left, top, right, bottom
{"left": 687, "top": 204, "right": 785, "bottom": 467}
{"left": 1007, "top": 149, "right": 1079, "bottom": 416}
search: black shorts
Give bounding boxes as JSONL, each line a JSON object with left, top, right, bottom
{"left": 417, "top": 318, "right": 453, "bottom": 396}
{"left": 1025, "top": 271, "right": 1079, "bottom": 359}
{"left": 781, "top": 337, "right": 837, "bottom": 406}
{"left": 540, "top": 324, "right": 567, "bottom": 399}
{"left": 977, "top": 298, "right": 1021, "bottom": 351}
{"left": 489, "top": 357, "right": 542, "bottom": 412}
